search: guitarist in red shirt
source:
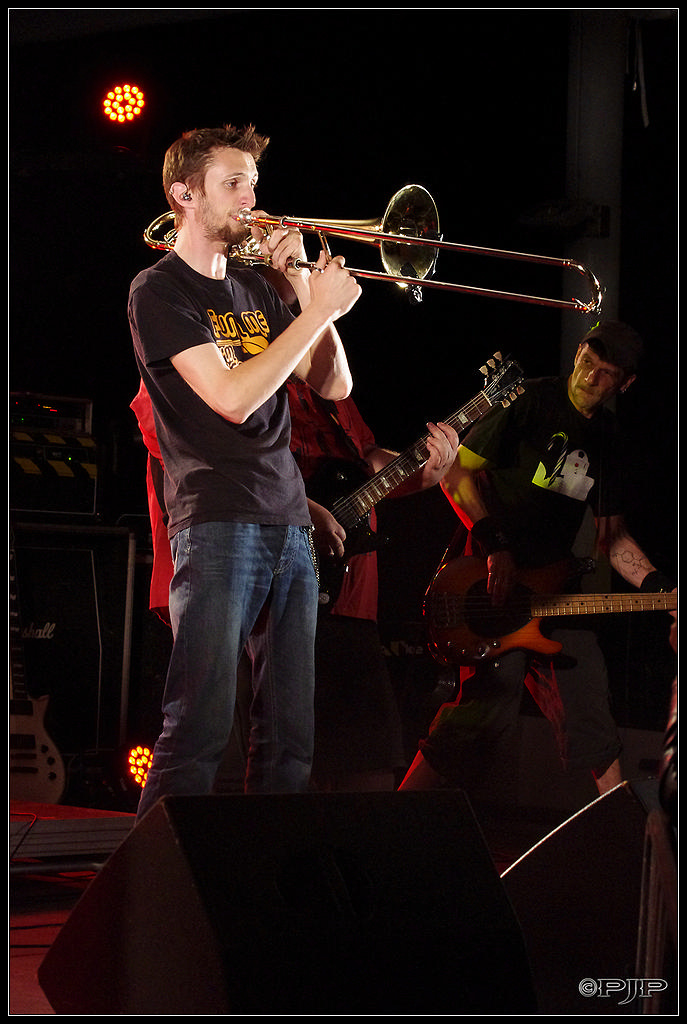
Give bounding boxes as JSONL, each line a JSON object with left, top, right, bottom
{"left": 288, "top": 377, "right": 459, "bottom": 791}
{"left": 401, "top": 321, "right": 676, "bottom": 798}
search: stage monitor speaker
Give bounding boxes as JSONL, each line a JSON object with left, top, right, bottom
{"left": 11, "top": 521, "right": 135, "bottom": 755}
{"left": 38, "top": 791, "right": 537, "bottom": 1014}
{"left": 501, "top": 781, "right": 667, "bottom": 1015}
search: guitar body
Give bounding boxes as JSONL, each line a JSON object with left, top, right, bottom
{"left": 305, "top": 458, "right": 379, "bottom": 557}
{"left": 10, "top": 538, "right": 66, "bottom": 804}
{"left": 305, "top": 459, "right": 382, "bottom": 609}
{"left": 425, "top": 557, "right": 571, "bottom": 665}
{"left": 10, "top": 692, "right": 67, "bottom": 804}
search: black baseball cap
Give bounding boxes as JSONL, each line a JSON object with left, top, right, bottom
{"left": 581, "top": 320, "right": 644, "bottom": 375}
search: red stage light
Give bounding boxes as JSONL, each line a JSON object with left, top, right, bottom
{"left": 102, "top": 84, "right": 145, "bottom": 123}
{"left": 127, "top": 744, "right": 153, "bottom": 787}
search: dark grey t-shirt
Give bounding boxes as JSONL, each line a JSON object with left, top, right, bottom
{"left": 129, "top": 251, "right": 311, "bottom": 538}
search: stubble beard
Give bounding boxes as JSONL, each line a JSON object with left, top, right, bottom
{"left": 199, "top": 200, "right": 250, "bottom": 249}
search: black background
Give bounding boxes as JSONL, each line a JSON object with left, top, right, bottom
{"left": 10, "top": 10, "right": 678, "bottom": 738}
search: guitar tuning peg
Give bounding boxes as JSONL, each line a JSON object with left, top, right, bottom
{"left": 501, "top": 397, "right": 511, "bottom": 407}
{"left": 487, "top": 359, "right": 496, "bottom": 369}
{"left": 493, "top": 351, "right": 502, "bottom": 361}
{"left": 479, "top": 364, "right": 487, "bottom": 375}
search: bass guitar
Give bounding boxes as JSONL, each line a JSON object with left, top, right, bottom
{"left": 308, "top": 353, "right": 524, "bottom": 605}
{"left": 425, "top": 555, "right": 677, "bottom": 665}
{"left": 9, "top": 541, "right": 66, "bottom": 804}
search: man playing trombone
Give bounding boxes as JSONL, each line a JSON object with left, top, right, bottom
{"left": 128, "top": 124, "right": 360, "bottom": 819}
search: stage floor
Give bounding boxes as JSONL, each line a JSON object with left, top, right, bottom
{"left": 10, "top": 801, "right": 135, "bottom": 1014}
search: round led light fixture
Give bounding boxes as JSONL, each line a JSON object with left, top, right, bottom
{"left": 103, "top": 83, "right": 145, "bottom": 123}
{"left": 127, "top": 744, "right": 153, "bottom": 787}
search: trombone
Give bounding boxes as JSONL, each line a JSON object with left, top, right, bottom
{"left": 143, "top": 184, "right": 603, "bottom": 313}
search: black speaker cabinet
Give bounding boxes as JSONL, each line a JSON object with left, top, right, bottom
{"left": 38, "top": 791, "right": 536, "bottom": 1014}
{"left": 11, "top": 522, "right": 135, "bottom": 756}
{"left": 501, "top": 781, "right": 663, "bottom": 1015}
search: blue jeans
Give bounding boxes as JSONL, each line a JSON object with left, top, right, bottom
{"left": 136, "top": 521, "right": 319, "bottom": 820}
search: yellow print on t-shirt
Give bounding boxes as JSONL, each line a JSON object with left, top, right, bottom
{"left": 207, "top": 306, "right": 270, "bottom": 367}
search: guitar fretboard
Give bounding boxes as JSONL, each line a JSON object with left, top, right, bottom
{"left": 532, "top": 591, "right": 677, "bottom": 618}
{"left": 331, "top": 392, "right": 494, "bottom": 529}
{"left": 429, "top": 588, "right": 676, "bottom": 631}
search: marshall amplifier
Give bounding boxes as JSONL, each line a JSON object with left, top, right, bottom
{"left": 10, "top": 521, "right": 135, "bottom": 758}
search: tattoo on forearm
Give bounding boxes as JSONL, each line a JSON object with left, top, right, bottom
{"left": 610, "top": 547, "right": 653, "bottom": 581}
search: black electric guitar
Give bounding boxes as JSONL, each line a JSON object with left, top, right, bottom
{"left": 425, "top": 555, "right": 677, "bottom": 665}
{"left": 308, "top": 353, "right": 524, "bottom": 606}
{"left": 9, "top": 542, "right": 66, "bottom": 804}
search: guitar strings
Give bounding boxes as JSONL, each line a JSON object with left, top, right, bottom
{"left": 429, "top": 589, "right": 675, "bottom": 628}
{"left": 331, "top": 394, "right": 489, "bottom": 523}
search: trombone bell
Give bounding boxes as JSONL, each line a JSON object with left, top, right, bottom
{"left": 300, "top": 185, "right": 440, "bottom": 301}
{"left": 379, "top": 185, "right": 440, "bottom": 298}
